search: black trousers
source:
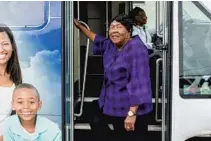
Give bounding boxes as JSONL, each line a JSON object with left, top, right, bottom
{"left": 89, "top": 100, "right": 149, "bottom": 141}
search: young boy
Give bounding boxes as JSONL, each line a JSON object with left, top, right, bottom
{"left": 1, "top": 83, "right": 61, "bottom": 141}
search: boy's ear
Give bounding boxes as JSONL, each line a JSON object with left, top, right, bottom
{"left": 11, "top": 101, "right": 15, "bottom": 111}
{"left": 38, "top": 101, "right": 42, "bottom": 110}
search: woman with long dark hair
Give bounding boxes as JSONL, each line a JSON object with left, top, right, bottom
{"left": 0, "top": 24, "right": 22, "bottom": 140}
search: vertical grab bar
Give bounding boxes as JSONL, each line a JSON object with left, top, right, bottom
{"left": 161, "top": 2, "right": 167, "bottom": 141}
{"left": 155, "top": 58, "right": 162, "bottom": 122}
{"left": 74, "top": 21, "right": 90, "bottom": 117}
{"left": 77, "top": 0, "right": 81, "bottom": 97}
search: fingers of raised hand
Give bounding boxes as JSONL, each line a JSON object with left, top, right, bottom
{"left": 124, "top": 121, "right": 135, "bottom": 131}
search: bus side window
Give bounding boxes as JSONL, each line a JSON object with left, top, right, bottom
{"left": 0, "top": 1, "right": 49, "bottom": 30}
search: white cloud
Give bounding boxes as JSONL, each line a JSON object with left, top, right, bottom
{"left": 21, "top": 50, "right": 62, "bottom": 116}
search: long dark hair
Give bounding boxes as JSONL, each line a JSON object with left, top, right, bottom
{"left": 0, "top": 24, "right": 22, "bottom": 85}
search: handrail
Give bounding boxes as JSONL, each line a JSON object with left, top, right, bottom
{"left": 74, "top": 21, "right": 90, "bottom": 117}
{"left": 155, "top": 58, "right": 162, "bottom": 122}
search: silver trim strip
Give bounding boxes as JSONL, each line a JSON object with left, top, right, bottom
{"left": 69, "top": 2, "right": 74, "bottom": 141}
{"left": 161, "top": 2, "right": 168, "bottom": 141}
{"left": 73, "top": 97, "right": 165, "bottom": 103}
{"left": 73, "top": 123, "right": 162, "bottom": 131}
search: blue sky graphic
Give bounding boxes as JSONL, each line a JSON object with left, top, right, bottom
{"left": 12, "top": 1, "right": 62, "bottom": 127}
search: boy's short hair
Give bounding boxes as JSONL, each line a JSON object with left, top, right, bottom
{"left": 13, "top": 83, "right": 40, "bottom": 100}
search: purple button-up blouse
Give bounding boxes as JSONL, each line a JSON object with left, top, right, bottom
{"left": 93, "top": 34, "right": 152, "bottom": 117}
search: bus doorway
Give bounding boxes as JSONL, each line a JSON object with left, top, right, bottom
{"left": 72, "top": 1, "right": 171, "bottom": 141}
{"left": 64, "top": 1, "right": 211, "bottom": 141}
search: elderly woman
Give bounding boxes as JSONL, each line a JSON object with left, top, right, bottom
{"left": 74, "top": 14, "right": 152, "bottom": 141}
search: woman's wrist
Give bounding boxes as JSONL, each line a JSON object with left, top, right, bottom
{"left": 127, "top": 110, "right": 136, "bottom": 117}
{"left": 129, "top": 105, "right": 138, "bottom": 114}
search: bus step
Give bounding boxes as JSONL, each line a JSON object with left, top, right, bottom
{"left": 74, "top": 123, "right": 162, "bottom": 131}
